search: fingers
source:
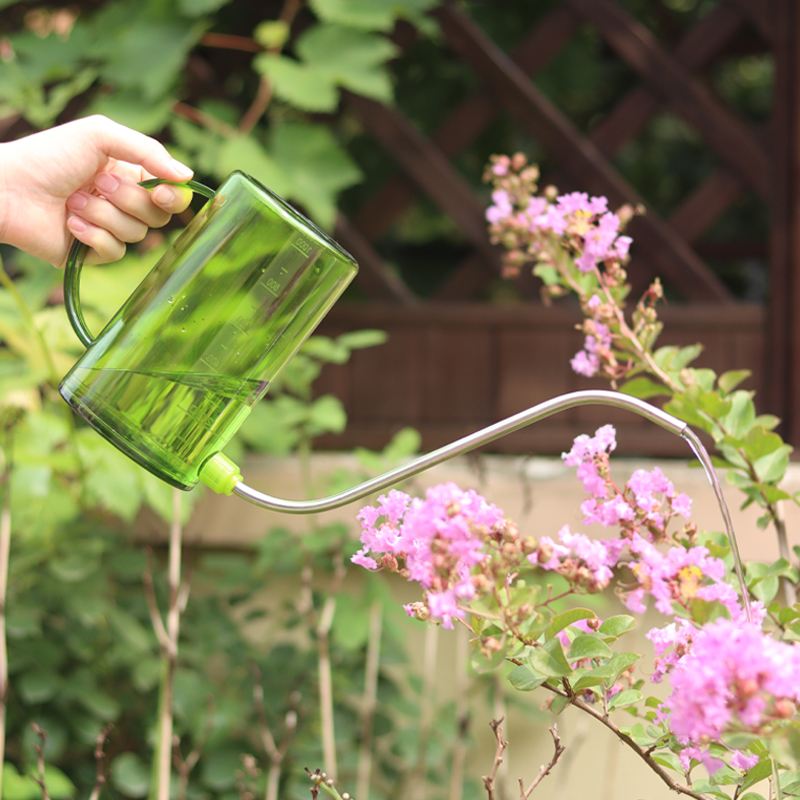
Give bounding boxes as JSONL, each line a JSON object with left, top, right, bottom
{"left": 66, "top": 215, "right": 127, "bottom": 265}
{"left": 84, "top": 115, "right": 194, "bottom": 183}
{"left": 65, "top": 172, "right": 194, "bottom": 265}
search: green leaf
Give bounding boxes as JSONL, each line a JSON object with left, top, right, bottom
{"left": 598, "top": 615, "right": 636, "bottom": 640}
{"left": 295, "top": 23, "right": 397, "bottom": 102}
{"left": 719, "top": 390, "right": 757, "bottom": 439}
{"left": 331, "top": 593, "right": 372, "bottom": 651}
{"left": 215, "top": 134, "right": 292, "bottom": 198}
{"left": 255, "top": 53, "right": 339, "bottom": 112}
{"left": 607, "top": 652, "right": 642, "bottom": 682}
{"left": 2, "top": 764, "right": 41, "bottom": 800}
{"left": 19, "top": 669, "right": 62, "bottom": 703}
{"left": 272, "top": 121, "right": 362, "bottom": 229}
{"left": 544, "top": 608, "right": 596, "bottom": 641}
{"left": 110, "top": 753, "right": 150, "bottom": 798}
{"left": 528, "top": 638, "right": 572, "bottom": 678}
{"left": 254, "top": 20, "right": 290, "bottom": 48}
{"left": 567, "top": 633, "right": 612, "bottom": 662}
{"left": 754, "top": 444, "right": 792, "bottom": 484}
{"left": 607, "top": 688, "right": 642, "bottom": 710}
{"left": 308, "top": 395, "right": 348, "bottom": 436}
{"left": 507, "top": 663, "right": 547, "bottom": 692}
{"left": 618, "top": 377, "right": 671, "bottom": 400}
{"left": 335, "top": 329, "right": 388, "bottom": 351}
{"left": 718, "top": 369, "right": 752, "bottom": 395}
{"left": 571, "top": 665, "right": 615, "bottom": 691}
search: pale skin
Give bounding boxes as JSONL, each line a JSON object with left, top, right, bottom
{"left": 0, "top": 115, "right": 194, "bottom": 268}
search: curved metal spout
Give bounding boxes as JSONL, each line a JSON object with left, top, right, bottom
{"left": 233, "top": 388, "right": 751, "bottom": 622}
{"left": 233, "top": 389, "right": 687, "bottom": 513}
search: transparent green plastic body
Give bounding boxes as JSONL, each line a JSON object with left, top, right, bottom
{"left": 60, "top": 171, "right": 358, "bottom": 490}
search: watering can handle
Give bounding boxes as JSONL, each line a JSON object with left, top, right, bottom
{"left": 63, "top": 178, "right": 216, "bottom": 348}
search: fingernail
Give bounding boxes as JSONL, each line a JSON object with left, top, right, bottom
{"left": 67, "top": 192, "right": 88, "bottom": 211}
{"left": 151, "top": 184, "right": 175, "bottom": 206}
{"left": 68, "top": 215, "right": 87, "bottom": 233}
{"left": 170, "top": 158, "right": 193, "bottom": 179}
{"left": 95, "top": 172, "right": 120, "bottom": 194}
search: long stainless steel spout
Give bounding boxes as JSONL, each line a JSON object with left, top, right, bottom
{"left": 232, "top": 389, "right": 686, "bottom": 514}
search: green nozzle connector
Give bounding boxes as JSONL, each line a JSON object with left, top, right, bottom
{"left": 199, "top": 452, "right": 243, "bottom": 495}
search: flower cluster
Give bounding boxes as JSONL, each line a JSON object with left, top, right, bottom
{"left": 484, "top": 153, "right": 666, "bottom": 384}
{"left": 352, "top": 483, "right": 518, "bottom": 629}
{"left": 662, "top": 618, "right": 800, "bottom": 772}
{"left": 484, "top": 156, "right": 632, "bottom": 281}
{"left": 352, "top": 421, "right": 800, "bottom": 782}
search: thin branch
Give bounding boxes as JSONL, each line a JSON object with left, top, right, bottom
{"left": 199, "top": 33, "right": 262, "bottom": 52}
{"left": 518, "top": 726, "right": 565, "bottom": 800}
{"left": 87, "top": 725, "right": 114, "bottom": 800}
{"left": 0, "top": 432, "right": 11, "bottom": 800}
{"left": 356, "top": 599, "right": 383, "bottom": 800}
{"left": 482, "top": 717, "right": 508, "bottom": 800}
{"left": 315, "top": 555, "right": 346, "bottom": 783}
{"left": 30, "top": 723, "right": 50, "bottom": 800}
{"left": 143, "top": 547, "right": 170, "bottom": 654}
{"left": 172, "top": 102, "right": 237, "bottom": 138}
{"left": 449, "top": 623, "right": 470, "bottom": 800}
{"left": 173, "top": 697, "right": 214, "bottom": 800}
{"left": 540, "top": 683, "right": 707, "bottom": 800}
{"left": 411, "top": 623, "right": 439, "bottom": 800}
{"left": 252, "top": 665, "right": 298, "bottom": 800}
{"left": 238, "top": 0, "right": 303, "bottom": 135}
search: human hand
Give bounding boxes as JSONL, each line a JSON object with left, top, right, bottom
{"left": 0, "top": 115, "right": 195, "bottom": 267}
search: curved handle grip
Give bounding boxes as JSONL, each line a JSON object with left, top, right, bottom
{"left": 64, "top": 178, "right": 216, "bottom": 348}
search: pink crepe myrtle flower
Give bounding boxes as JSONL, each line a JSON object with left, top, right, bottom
{"left": 486, "top": 189, "right": 513, "bottom": 225}
{"left": 625, "top": 533, "right": 726, "bottom": 615}
{"left": 353, "top": 483, "right": 507, "bottom": 629}
{"left": 662, "top": 618, "right": 800, "bottom": 773}
{"left": 531, "top": 526, "right": 623, "bottom": 591}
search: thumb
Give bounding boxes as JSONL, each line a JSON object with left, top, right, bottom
{"left": 86, "top": 115, "right": 193, "bottom": 182}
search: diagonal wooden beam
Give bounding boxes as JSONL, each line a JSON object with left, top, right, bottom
{"left": 589, "top": 0, "right": 745, "bottom": 154}
{"left": 352, "top": 4, "right": 582, "bottom": 242}
{"left": 433, "top": 2, "right": 734, "bottom": 304}
{"left": 333, "top": 214, "right": 418, "bottom": 305}
{"left": 564, "top": 0, "right": 770, "bottom": 199}
{"left": 344, "top": 91, "right": 503, "bottom": 271}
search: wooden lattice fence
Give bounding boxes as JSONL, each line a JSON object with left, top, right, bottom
{"left": 314, "top": 0, "right": 793, "bottom": 457}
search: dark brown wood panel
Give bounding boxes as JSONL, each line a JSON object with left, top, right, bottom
{"left": 314, "top": 302, "right": 766, "bottom": 457}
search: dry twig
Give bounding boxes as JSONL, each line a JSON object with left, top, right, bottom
{"left": 482, "top": 717, "right": 508, "bottom": 800}
{"left": 518, "top": 726, "right": 565, "bottom": 800}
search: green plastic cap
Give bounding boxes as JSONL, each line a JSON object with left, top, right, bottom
{"left": 199, "top": 452, "right": 243, "bottom": 495}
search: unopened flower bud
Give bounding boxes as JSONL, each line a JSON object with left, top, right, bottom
{"left": 775, "top": 698, "right": 796, "bottom": 718}
{"left": 511, "top": 152, "right": 527, "bottom": 171}
{"left": 544, "top": 184, "right": 558, "bottom": 201}
{"left": 521, "top": 536, "right": 538, "bottom": 555}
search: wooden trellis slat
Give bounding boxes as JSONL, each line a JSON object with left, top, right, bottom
{"left": 588, "top": 2, "right": 745, "bottom": 154}
{"left": 565, "top": 0, "right": 770, "bottom": 199}
{"left": 769, "top": 0, "right": 800, "bottom": 441}
{"left": 344, "top": 91, "right": 503, "bottom": 270}
{"left": 333, "top": 214, "right": 418, "bottom": 305}
{"left": 432, "top": 2, "right": 735, "bottom": 303}
{"left": 351, "top": 3, "right": 581, "bottom": 244}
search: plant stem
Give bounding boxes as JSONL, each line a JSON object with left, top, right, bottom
{"left": 411, "top": 622, "right": 438, "bottom": 800}
{"left": 482, "top": 718, "right": 507, "bottom": 800}
{"left": 449, "top": 623, "right": 469, "bottom": 800}
{"left": 540, "top": 683, "right": 707, "bottom": 800}
{"left": 356, "top": 598, "right": 383, "bottom": 800}
{"left": 149, "top": 489, "right": 188, "bottom": 800}
{"left": 0, "top": 428, "right": 12, "bottom": 800}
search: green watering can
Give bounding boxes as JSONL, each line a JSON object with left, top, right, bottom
{"left": 60, "top": 171, "right": 358, "bottom": 493}
{"left": 58, "top": 170, "right": 748, "bottom": 619}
